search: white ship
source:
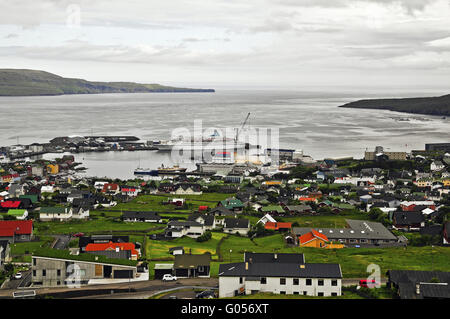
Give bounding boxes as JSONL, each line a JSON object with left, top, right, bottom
{"left": 155, "top": 113, "right": 251, "bottom": 155}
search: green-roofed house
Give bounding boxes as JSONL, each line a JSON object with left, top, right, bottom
{"left": 6, "top": 209, "right": 28, "bottom": 220}
{"left": 19, "top": 195, "right": 39, "bottom": 204}
{"left": 260, "top": 205, "right": 285, "bottom": 214}
{"left": 218, "top": 198, "right": 244, "bottom": 213}
{"left": 39, "top": 207, "right": 73, "bottom": 222}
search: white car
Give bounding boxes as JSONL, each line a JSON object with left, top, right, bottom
{"left": 162, "top": 274, "right": 177, "bottom": 281}
{"left": 14, "top": 273, "right": 22, "bottom": 280}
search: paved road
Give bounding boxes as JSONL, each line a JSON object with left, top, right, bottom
{"left": 0, "top": 278, "right": 218, "bottom": 299}
{"left": 2, "top": 270, "right": 32, "bottom": 290}
{"left": 52, "top": 235, "right": 71, "bottom": 250}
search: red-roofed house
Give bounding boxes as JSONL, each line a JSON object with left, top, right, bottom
{"left": 101, "top": 183, "right": 120, "bottom": 195}
{"left": 298, "top": 229, "right": 344, "bottom": 249}
{"left": 121, "top": 187, "right": 139, "bottom": 197}
{"left": 298, "top": 197, "right": 318, "bottom": 203}
{"left": 0, "top": 200, "right": 21, "bottom": 210}
{"left": 85, "top": 241, "right": 140, "bottom": 260}
{"left": 0, "top": 220, "right": 33, "bottom": 242}
{"left": 264, "top": 222, "right": 292, "bottom": 232}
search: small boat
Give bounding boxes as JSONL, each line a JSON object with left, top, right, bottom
{"left": 134, "top": 168, "right": 158, "bottom": 176}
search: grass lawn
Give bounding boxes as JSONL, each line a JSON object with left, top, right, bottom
{"left": 218, "top": 234, "right": 450, "bottom": 278}
{"left": 114, "top": 193, "right": 234, "bottom": 212}
{"left": 10, "top": 237, "right": 53, "bottom": 263}
{"left": 33, "top": 219, "right": 161, "bottom": 235}
{"left": 146, "top": 232, "right": 228, "bottom": 260}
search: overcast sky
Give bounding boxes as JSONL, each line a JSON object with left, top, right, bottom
{"left": 1, "top": 0, "right": 450, "bottom": 90}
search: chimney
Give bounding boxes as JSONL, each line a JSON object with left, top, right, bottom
{"left": 415, "top": 283, "right": 420, "bottom": 295}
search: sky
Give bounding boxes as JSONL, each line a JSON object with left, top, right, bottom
{"left": 1, "top": 0, "right": 450, "bottom": 90}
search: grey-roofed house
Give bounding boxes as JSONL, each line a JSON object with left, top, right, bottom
{"left": 187, "top": 213, "right": 217, "bottom": 230}
{"left": 387, "top": 270, "right": 450, "bottom": 299}
{"left": 218, "top": 252, "right": 342, "bottom": 298}
{"left": 292, "top": 219, "right": 398, "bottom": 246}
{"left": 223, "top": 218, "right": 250, "bottom": 236}
{"left": 165, "top": 220, "right": 204, "bottom": 239}
{"left": 392, "top": 211, "right": 425, "bottom": 231}
{"left": 122, "top": 211, "right": 162, "bottom": 223}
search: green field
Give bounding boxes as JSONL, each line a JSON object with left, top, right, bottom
{"left": 146, "top": 232, "right": 228, "bottom": 260}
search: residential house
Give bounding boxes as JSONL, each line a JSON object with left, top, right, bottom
{"left": 218, "top": 252, "right": 342, "bottom": 298}
{"left": 218, "top": 199, "right": 244, "bottom": 213}
{"left": 430, "top": 161, "right": 445, "bottom": 172}
{"left": 257, "top": 214, "right": 277, "bottom": 226}
{"left": 122, "top": 211, "right": 162, "bottom": 223}
{"left": 223, "top": 218, "right": 250, "bottom": 236}
{"left": 264, "top": 222, "right": 292, "bottom": 232}
{"left": 101, "top": 183, "right": 120, "bottom": 195}
{"left": 31, "top": 254, "right": 137, "bottom": 287}
{"left": 79, "top": 235, "right": 130, "bottom": 252}
{"left": 0, "top": 220, "right": 33, "bottom": 242}
{"left": 85, "top": 241, "right": 140, "bottom": 260}
{"left": 387, "top": 270, "right": 450, "bottom": 299}
{"left": 165, "top": 221, "right": 205, "bottom": 239}
{"left": 392, "top": 211, "right": 425, "bottom": 231}
{"left": 292, "top": 219, "right": 398, "bottom": 246}
{"left": 174, "top": 253, "right": 211, "bottom": 278}
{"left": 169, "top": 246, "right": 185, "bottom": 256}
{"left": 6, "top": 209, "right": 28, "bottom": 220}
{"left": 298, "top": 229, "right": 344, "bottom": 249}
{"left": 39, "top": 207, "right": 73, "bottom": 222}
{"left": 187, "top": 213, "right": 217, "bottom": 230}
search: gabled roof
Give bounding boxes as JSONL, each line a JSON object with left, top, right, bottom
{"left": 85, "top": 241, "right": 139, "bottom": 257}
{"left": 174, "top": 253, "right": 211, "bottom": 269}
{"left": 265, "top": 222, "right": 292, "bottom": 230}
{"left": 224, "top": 218, "right": 249, "bottom": 229}
{"left": 299, "top": 229, "right": 329, "bottom": 245}
{"left": 0, "top": 220, "right": 33, "bottom": 237}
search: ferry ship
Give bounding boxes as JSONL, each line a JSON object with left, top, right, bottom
{"left": 134, "top": 164, "right": 187, "bottom": 176}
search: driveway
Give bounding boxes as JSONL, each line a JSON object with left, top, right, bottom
{"left": 52, "top": 235, "right": 71, "bottom": 250}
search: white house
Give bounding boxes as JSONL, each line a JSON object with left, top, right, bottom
{"left": 431, "top": 161, "right": 445, "bottom": 172}
{"left": 257, "top": 214, "right": 277, "bottom": 226}
{"left": 40, "top": 185, "right": 55, "bottom": 193}
{"left": 165, "top": 221, "right": 205, "bottom": 239}
{"left": 223, "top": 218, "right": 250, "bottom": 236}
{"left": 39, "top": 207, "right": 73, "bottom": 222}
{"left": 72, "top": 207, "right": 90, "bottom": 220}
{"left": 218, "top": 253, "right": 342, "bottom": 298}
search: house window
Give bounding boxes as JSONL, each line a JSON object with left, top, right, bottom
{"left": 331, "top": 292, "right": 338, "bottom": 297}
{"left": 293, "top": 291, "right": 299, "bottom": 295}
{"left": 239, "top": 277, "right": 243, "bottom": 284}
{"left": 331, "top": 280, "right": 338, "bottom": 286}
{"left": 306, "top": 279, "right": 312, "bottom": 286}
{"left": 280, "top": 278, "right": 286, "bottom": 285}
{"left": 33, "top": 258, "right": 36, "bottom": 266}
{"left": 260, "top": 277, "right": 267, "bottom": 284}
{"left": 57, "top": 269, "right": 61, "bottom": 276}
{"left": 293, "top": 278, "right": 299, "bottom": 285}
{"left": 318, "top": 279, "right": 324, "bottom": 286}
{"left": 32, "top": 270, "right": 36, "bottom": 276}
{"left": 280, "top": 291, "right": 286, "bottom": 295}
{"left": 198, "top": 266, "right": 204, "bottom": 273}
{"left": 318, "top": 292, "right": 324, "bottom": 297}
{"left": 303, "top": 291, "right": 307, "bottom": 295}
{"left": 42, "top": 270, "right": 46, "bottom": 276}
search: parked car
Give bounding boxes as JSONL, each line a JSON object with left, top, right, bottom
{"left": 72, "top": 232, "right": 85, "bottom": 237}
{"left": 14, "top": 272, "right": 22, "bottom": 280}
{"left": 168, "top": 295, "right": 178, "bottom": 299}
{"left": 195, "top": 290, "right": 216, "bottom": 299}
{"left": 162, "top": 274, "right": 177, "bottom": 281}
{"left": 359, "top": 279, "right": 378, "bottom": 288}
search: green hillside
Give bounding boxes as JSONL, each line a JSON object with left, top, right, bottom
{"left": 0, "top": 69, "right": 215, "bottom": 96}
{"left": 339, "top": 94, "right": 450, "bottom": 116}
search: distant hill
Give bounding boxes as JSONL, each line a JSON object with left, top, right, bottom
{"left": 339, "top": 94, "right": 450, "bottom": 116}
{"left": 0, "top": 69, "right": 215, "bottom": 96}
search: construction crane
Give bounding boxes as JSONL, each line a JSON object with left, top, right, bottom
{"left": 235, "top": 112, "right": 251, "bottom": 142}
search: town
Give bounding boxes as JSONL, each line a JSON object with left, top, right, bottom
{"left": 0, "top": 140, "right": 449, "bottom": 300}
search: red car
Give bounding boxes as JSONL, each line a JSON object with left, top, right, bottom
{"left": 72, "top": 232, "right": 85, "bottom": 237}
{"left": 359, "top": 279, "right": 378, "bottom": 288}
